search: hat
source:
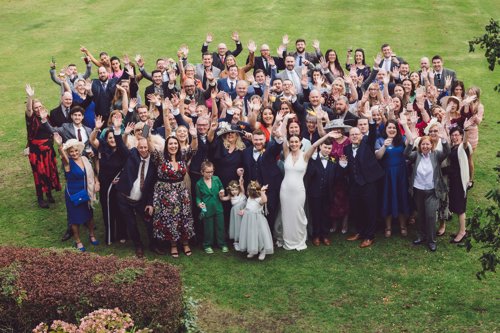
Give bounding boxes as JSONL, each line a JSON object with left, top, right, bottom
{"left": 423, "top": 117, "right": 440, "bottom": 135}
{"left": 63, "top": 139, "right": 85, "bottom": 154}
{"left": 441, "top": 96, "right": 461, "bottom": 109}
{"left": 216, "top": 121, "right": 243, "bottom": 137}
{"left": 324, "top": 119, "right": 352, "bottom": 131}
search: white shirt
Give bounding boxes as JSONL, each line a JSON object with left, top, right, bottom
{"left": 73, "top": 124, "right": 88, "bottom": 144}
{"left": 129, "top": 156, "right": 150, "bottom": 201}
{"left": 382, "top": 58, "right": 392, "bottom": 72}
{"left": 414, "top": 154, "right": 434, "bottom": 190}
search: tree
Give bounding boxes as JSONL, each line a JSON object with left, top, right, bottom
{"left": 468, "top": 18, "right": 500, "bottom": 92}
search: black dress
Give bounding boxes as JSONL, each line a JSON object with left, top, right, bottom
{"left": 447, "top": 146, "right": 467, "bottom": 214}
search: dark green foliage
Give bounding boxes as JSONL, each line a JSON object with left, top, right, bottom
{"left": 469, "top": 18, "right": 500, "bottom": 92}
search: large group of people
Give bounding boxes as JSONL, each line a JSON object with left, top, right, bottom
{"left": 24, "top": 33, "right": 484, "bottom": 258}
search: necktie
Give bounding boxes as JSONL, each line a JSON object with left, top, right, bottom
{"left": 352, "top": 144, "right": 359, "bottom": 149}
{"left": 299, "top": 55, "right": 303, "bottom": 66}
{"left": 101, "top": 81, "right": 107, "bottom": 91}
{"left": 436, "top": 73, "right": 441, "bottom": 81}
{"left": 140, "top": 160, "right": 146, "bottom": 192}
{"left": 202, "top": 70, "right": 207, "bottom": 88}
{"left": 220, "top": 55, "right": 225, "bottom": 63}
{"left": 65, "top": 108, "right": 70, "bottom": 119}
{"left": 263, "top": 59, "right": 268, "bottom": 71}
{"left": 230, "top": 81, "right": 234, "bottom": 92}
{"left": 77, "top": 128, "right": 82, "bottom": 142}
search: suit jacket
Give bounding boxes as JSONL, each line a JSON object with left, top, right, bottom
{"left": 194, "top": 64, "right": 221, "bottom": 90}
{"left": 115, "top": 148, "right": 156, "bottom": 206}
{"left": 242, "top": 140, "right": 283, "bottom": 191}
{"left": 195, "top": 175, "right": 224, "bottom": 217}
{"left": 144, "top": 82, "right": 178, "bottom": 107}
{"left": 274, "top": 68, "right": 304, "bottom": 93}
{"left": 217, "top": 77, "right": 238, "bottom": 97}
{"left": 306, "top": 156, "right": 338, "bottom": 199}
{"left": 343, "top": 122, "right": 384, "bottom": 185}
{"left": 91, "top": 77, "right": 120, "bottom": 119}
{"left": 433, "top": 68, "right": 457, "bottom": 90}
{"left": 283, "top": 50, "right": 320, "bottom": 65}
{"left": 332, "top": 110, "right": 359, "bottom": 128}
{"left": 49, "top": 96, "right": 93, "bottom": 128}
{"left": 43, "top": 122, "right": 92, "bottom": 149}
{"left": 404, "top": 140, "right": 450, "bottom": 200}
{"left": 251, "top": 56, "right": 285, "bottom": 76}
{"left": 201, "top": 42, "right": 243, "bottom": 71}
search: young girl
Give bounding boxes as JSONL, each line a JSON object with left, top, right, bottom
{"left": 238, "top": 181, "right": 274, "bottom": 261}
{"left": 195, "top": 161, "right": 228, "bottom": 254}
{"left": 220, "top": 175, "right": 246, "bottom": 251}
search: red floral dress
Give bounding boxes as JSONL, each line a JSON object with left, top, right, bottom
{"left": 151, "top": 151, "right": 195, "bottom": 242}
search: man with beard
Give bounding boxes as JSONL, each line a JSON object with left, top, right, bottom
{"left": 332, "top": 96, "right": 358, "bottom": 127}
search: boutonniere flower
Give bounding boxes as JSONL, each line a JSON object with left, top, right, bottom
{"left": 330, "top": 156, "right": 336, "bottom": 163}
{"left": 261, "top": 148, "right": 266, "bottom": 155}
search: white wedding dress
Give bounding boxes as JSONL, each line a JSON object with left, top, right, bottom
{"left": 280, "top": 152, "right": 308, "bottom": 250}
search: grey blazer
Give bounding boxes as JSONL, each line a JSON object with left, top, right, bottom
{"left": 195, "top": 64, "right": 221, "bottom": 84}
{"left": 43, "top": 122, "right": 93, "bottom": 151}
{"left": 404, "top": 140, "right": 450, "bottom": 200}
{"left": 433, "top": 68, "right": 457, "bottom": 90}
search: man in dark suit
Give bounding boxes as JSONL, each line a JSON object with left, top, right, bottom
{"left": 115, "top": 137, "right": 156, "bottom": 258}
{"left": 201, "top": 32, "right": 243, "bottom": 71}
{"left": 332, "top": 96, "right": 359, "bottom": 127}
{"left": 242, "top": 130, "right": 283, "bottom": 231}
{"left": 431, "top": 55, "right": 457, "bottom": 91}
{"left": 91, "top": 66, "right": 125, "bottom": 123}
{"left": 378, "top": 43, "right": 402, "bottom": 73}
{"left": 144, "top": 69, "right": 178, "bottom": 107}
{"left": 49, "top": 91, "right": 92, "bottom": 128}
{"left": 306, "top": 137, "right": 339, "bottom": 246}
{"left": 282, "top": 37, "right": 320, "bottom": 67}
{"left": 217, "top": 65, "right": 239, "bottom": 97}
{"left": 293, "top": 89, "right": 334, "bottom": 128}
{"left": 341, "top": 117, "right": 384, "bottom": 248}
{"left": 250, "top": 43, "right": 285, "bottom": 76}
{"left": 184, "top": 78, "right": 214, "bottom": 106}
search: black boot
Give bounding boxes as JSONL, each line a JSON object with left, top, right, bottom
{"left": 37, "top": 196, "right": 49, "bottom": 209}
{"left": 61, "top": 227, "right": 73, "bottom": 242}
{"left": 46, "top": 192, "right": 55, "bottom": 203}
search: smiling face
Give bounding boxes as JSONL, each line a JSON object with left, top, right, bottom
{"left": 152, "top": 72, "right": 162, "bottom": 85}
{"left": 288, "top": 122, "right": 300, "bottom": 135}
{"left": 202, "top": 54, "right": 213, "bottom": 67}
{"left": 428, "top": 124, "right": 440, "bottom": 141}
{"left": 61, "top": 92, "right": 73, "bottom": 108}
{"left": 167, "top": 137, "right": 179, "bottom": 156}
{"left": 98, "top": 66, "right": 108, "bottom": 82}
{"left": 419, "top": 138, "right": 432, "bottom": 154}
{"left": 371, "top": 109, "right": 382, "bottom": 124}
{"left": 355, "top": 50, "right": 364, "bottom": 64}
{"left": 68, "top": 147, "right": 81, "bottom": 160}
{"left": 137, "top": 138, "right": 149, "bottom": 159}
{"left": 261, "top": 108, "right": 274, "bottom": 126}
{"left": 335, "top": 99, "right": 347, "bottom": 114}
{"left": 230, "top": 187, "right": 240, "bottom": 196}
{"left": 196, "top": 118, "right": 209, "bottom": 134}
{"left": 252, "top": 133, "right": 265, "bottom": 151}
{"left": 225, "top": 55, "right": 236, "bottom": 67}
{"left": 385, "top": 122, "right": 397, "bottom": 138}
{"left": 319, "top": 142, "right": 332, "bottom": 157}
{"left": 349, "top": 127, "right": 362, "bottom": 145}
{"left": 309, "top": 90, "right": 321, "bottom": 106}
{"left": 410, "top": 72, "right": 420, "bottom": 86}
{"left": 288, "top": 135, "right": 301, "bottom": 151}
{"left": 402, "top": 80, "right": 412, "bottom": 94}
{"left": 453, "top": 85, "right": 463, "bottom": 97}
{"left": 295, "top": 41, "right": 305, "bottom": 53}
{"left": 111, "top": 59, "right": 121, "bottom": 71}
{"left": 106, "top": 131, "right": 116, "bottom": 148}
{"left": 71, "top": 111, "right": 84, "bottom": 125}
{"left": 382, "top": 46, "right": 392, "bottom": 59}
{"left": 357, "top": 118, "right": 368, "bottom": 135}
{"left": 225, "top": 132, "right": 237, "bottom": 144}
{"left": 450, "top": 129, "right": 463, "bottom": 145}
{"left": 217, "top": 43, "right": 227, "bottom": 56}
{"left": 285, "top": 56, "right": 295, "bottom": 71}
{"left": 394, "top": 85, "right": 404, "bottom": 98}
{"left": 432, "top": 58, "right": 443, "bottom": 72}
{"left": 176, "top": 126, "right": 188, "bottom": 143}
{"left": 75, "top": 80, "right": 86, "bottom": 95}
{"left": 327, "top": 50, "right": 337, "bottom": 63}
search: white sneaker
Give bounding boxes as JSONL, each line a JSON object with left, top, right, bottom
{"left": 234, "top": 242, "right": 241, "bottom": 251}
{"left": 258, "top": 251, "right": 266, "bottom": 261}
{"left": 275, "top": 240, "right": 283, "bottom": 248}
{"left": 247, "top": 253, "right": 255, "bottom": 259}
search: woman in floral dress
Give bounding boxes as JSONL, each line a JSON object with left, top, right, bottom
{"left": 150, "top": 135, "right": 195, "bottom": 258}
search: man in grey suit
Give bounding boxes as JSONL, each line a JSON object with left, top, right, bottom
{"left": 273, "top": 55, "right": 304, "bottom": 94}
{"left": 194, "top": 53, "right": 221, "bottom": 90}
{"left": 41, "top": 106, "right": 93, "bottom": 156}
{"left": 431, "top": 55, "right": 457, "bottom": 91}
{"left": 282, "top": 36, "right": 320, "bottom": 67}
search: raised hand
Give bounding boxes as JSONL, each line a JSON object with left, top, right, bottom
{"left": 206, "top": 33, "right": 213, "bottom": 44}
{"left": 84, "top": 80, "right": 92, "bottom": 93}
{"left": 179, "top": 44, "right": 189, "bottom": 57}
{"left": 163, "top": 97, "right": 173, "bottom": 111}
{"left": 187, "top": 100, "right": 197, "bottom": 115}
{"left": 267, "top": 56, "right": 276, "bottom": 67}
{"left": 179, "top": 89, "right": 187, "bottom": 101}
{"left": 147, "top": 93, "right": 159, "bottom": 105}
{"left": 265, "top": 76, "right": 271, "bottom": 86}
{"left": 171, "top": 94, "right": 181, "bottom": 108}
{"left": 135, "top": 54, "right": 144, "bottom": 67}
{"left": 205, "top": 69, "right": 214, "bottom": 81}
{"left": 247, "top": 74, "right": 255, "bottom": 84}
{"left": 210, "top": 119, "right": 218, "bottom": 131}
{"left": 398, "top": 111, "right": 408, "bottom": 126}
{"left": 124, "top": 122, "right": 135, "bottom": 135}
{"left": 129, "top": 98, "right": 138, "bottom": 110}
{"left": 392, "top": 65, "right": 400, "bottom": 78}
{"left": 168, "top": 69, "right": 177, "bottom": 82}
{"left": 53, "top": 132, "right": 63, "bottom": 146}
{"left": 282, "top": 34, "right": 289, "bottom": 45}
{"left": 123, "top": 54, "right": 130, "bottom": 65}
{"left": 95, "top": 115, "right": 104, "bottom": 129}
{"left": 261, "top": 184, "right": 269, "bottom": 192}
{"left": 383, "top": 72, "right": 391, "bottom": 85}
{"left": 223, "top": 93, "right": 233, "bottom": 108}
{"left": 319, "top": 56, "right": 328, "bottom": 70}
{"left": 301, "top": 66, "right": 308, "bottom": 76}
{"left": 210, "top": 88, "right": 218, "bottom": 100}
{"left": 374, "top": 53, "right": 383, "bottom": 66}
{"left": 444, "top": 75, "right": 452, "bottom": 89}
{"left": 248, "top": 40, "right": 256, "bottom": 53}
{"left": 189, "top": 123, "right": 197, "bottom": 136}
{"left": 124, "top": 64, "right": 135, "bottom": 78}
{"left": 236, "top": 168, "right": 244, "bottom": 177}
{"left": 231, "top": 31, "right": 240, "bottom": 42}
{"left": 428, "top": 69, "right": 435, "bottom": 80}
{"left": 25, "top": 84, "right": 35, "bottom": 97}
{"left": 312, "top": 39, "right": 320, "bottom": 50}
{"left": 277, "top": 45, "right": 285, "bottom": 57}
{"left": 80, "top": 46, "right": 89, "bottom": 54}
{"left": 342, "top": 75, "right": 352, "bottom": 85}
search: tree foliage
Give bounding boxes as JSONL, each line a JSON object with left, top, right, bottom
{"left": 468, "top": 18, "right": 500, "bottom": 92}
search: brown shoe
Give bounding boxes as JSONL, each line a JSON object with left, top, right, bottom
{"left": 312, "top": 238, "right": 321, "bottom": 246}
{"left": 359, "top": 239, "right": 374, "bottom": 248}
{"left": 323, "top": 238, "right": 331, "bottom": 246}
{"left": 347, "top": 233, "right": 360, "bottom": 241}
{"left": 135, "top": 247, "right": 144, "bottom": 258}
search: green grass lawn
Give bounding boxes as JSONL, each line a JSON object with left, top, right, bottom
{"left": 0, "top": 1, "right": 499, "bottom": 332}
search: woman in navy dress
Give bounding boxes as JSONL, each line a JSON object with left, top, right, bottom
{"left": 53, "top": 134, "right": 99, "bottom": 252}
{"left": 375, "top": 119, "right": 410, "bottom": 237}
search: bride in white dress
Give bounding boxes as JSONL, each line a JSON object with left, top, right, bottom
{"left": 279, "top": 123, "right": 335, "bottom": 251}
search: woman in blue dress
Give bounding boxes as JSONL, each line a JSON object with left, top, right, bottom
{"left": 54, "top": 134, "right": 99, "bottom": 252}
{"left": 375, "top": 119, "right": 410, "bottom": 237}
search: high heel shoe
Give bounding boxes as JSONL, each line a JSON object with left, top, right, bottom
{"left": 89, "top": 236, "right": 100, "bottom": 246}
{"left": 450, "top": 233, "right": 467, "bottom": 244}
{"left": 75, "top": 242, "right": 86, "bottom": 252}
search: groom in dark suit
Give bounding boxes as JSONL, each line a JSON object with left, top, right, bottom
{"left": 242, "top": 129, "right": 283, "bottom": 231}
{"left": 341, "top": 117, "right": 384, "bottom": 248}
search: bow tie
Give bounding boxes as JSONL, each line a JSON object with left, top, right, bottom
{"left": 352, "top": 144, "right": 359, "bottom": 149}
{"left": 253, "top": 149, "right": 261, "bottom": 154}
{"left": 320, "top": 156, "right": 329, "bottom": 161}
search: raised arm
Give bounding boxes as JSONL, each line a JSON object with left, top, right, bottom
{"left": 54, "top": 133, "right": 70, "bottom": 170}
{"left": 304, "top": 131, "right": 334, "bottom": 161}
{"left": 25, "top": 84, "right": 35, "bottom": 117}
{"left": 80, "top": 46, "right": 102, "bottom": 68}
{"left": 90, "top": 115, "right": 104, "bottom": 149}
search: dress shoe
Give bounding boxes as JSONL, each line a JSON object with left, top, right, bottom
{"left": 450, "top": 233, "right": 467, "bottom": 244}
{"left": 38, "top": 198, "right": 49, "bottom": 209}
{"left": 359, "top": 239, "right": 373, "bottom": 248}
{"left": 61, "top": 230, "right": 73, "bottom": 242}
{"left": 428, "top": 243, "right": 437, "bottom": 252}
{"left": 135, "top": 247, "right": 144, "bottom": 258}
{"left": 413, "top": 238, "right": 426, "bottom": 245}
{"left": 347, "top": 233, "right": 360, "bottom": 241}
{"left": 312, "top": 238, "right": 321, "bottom": 246}
{"left": 323, "top": 238, "right": 331, "bottom": 246}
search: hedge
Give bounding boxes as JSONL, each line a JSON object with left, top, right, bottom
{"left": 0, "top": 246, "right": 182, "bottom": 332}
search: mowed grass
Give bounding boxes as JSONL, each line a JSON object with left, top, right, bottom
{"left": 0, "top": 1, "right": 499, "bottom": 332}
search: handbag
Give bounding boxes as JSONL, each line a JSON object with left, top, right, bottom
{"left": 67, "top": 172, "right": 90, "bottom": 205}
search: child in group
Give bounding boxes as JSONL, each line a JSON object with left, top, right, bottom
{"left": 238, "top": 181, "right": 274, "bottom": 261}
{"left": 195, "top": 161, "right": 228, "bottom": 254}
{"left": 219, "top": 174, "right": 246, "bottom": 251}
